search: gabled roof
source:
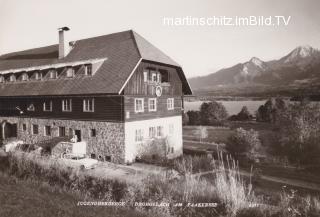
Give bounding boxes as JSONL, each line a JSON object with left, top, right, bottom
{"left": 0, "top": 30, "right": 192, "bottom": 96}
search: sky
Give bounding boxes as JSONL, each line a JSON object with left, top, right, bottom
{"left": 0, "top": 0, "right": 320, "bottom": 78}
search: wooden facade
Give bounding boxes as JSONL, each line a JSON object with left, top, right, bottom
{"left": 0, "top": 96, "right": 123, "bottom": 122}
{"left": 0, "top": 61, "right": 185, "bottom": 123}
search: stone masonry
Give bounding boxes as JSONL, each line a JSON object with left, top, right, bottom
{"left": 0, "top": 116, "right": 126, "bottom": 163}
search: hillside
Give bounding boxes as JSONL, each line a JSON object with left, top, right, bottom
{"left": 189, "top": 46, "right": 320, "bottom": 97}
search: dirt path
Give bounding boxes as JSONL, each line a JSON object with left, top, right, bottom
{"left": 194, "top": 170, "right": 320, "bottom": 192}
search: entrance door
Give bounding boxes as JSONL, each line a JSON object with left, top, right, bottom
{"left": 74, "top": 130, "right": 81, "bottom": 142}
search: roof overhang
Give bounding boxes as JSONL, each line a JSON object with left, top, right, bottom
{"left": 0, "top": 58, "right": 107, "bottom": 75}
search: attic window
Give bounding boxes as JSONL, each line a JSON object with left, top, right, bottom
{"left": 10, "top": 74, "right": 16, "bottom": 82}
{"left": 49, "top": 69, "right": 57, "bottom": 79}
{"left": 85, "top": 64, "right": 92, "bottom": 76}
{"left": 35, "top": 72, "right": 42, "bottom": 80}
{"left": 159, "top": 69, "right": 169, "bottom": 82}
{"left": 66, "top": 67, "right": 74, "bottom": 78}
{"left": 22, "top": 73, "right": 28, "bottom": 81}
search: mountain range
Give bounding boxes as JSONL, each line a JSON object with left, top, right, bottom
{"left": 188, "top": 45, "right": 320, "bottom": 97}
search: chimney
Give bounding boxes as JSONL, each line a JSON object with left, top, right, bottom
{"left": 58, "top": 27, "right": 70, "bottom": 59}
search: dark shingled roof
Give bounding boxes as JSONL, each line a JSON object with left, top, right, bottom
{"left": 0, "top": 30, "right": 192, "bottom": 96}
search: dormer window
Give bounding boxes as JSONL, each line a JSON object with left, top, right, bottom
{"left": 66, "top": 67, "right": 74, "bottom": 78}
{"left": 22, "top": 73, "right": 28, "bottom": 81}
{"left": 49, "top": 70, "right": 57, "bottom": 79}
{"left": 85, "top": 64, "right": 92, "bottom": 76}
{"left": 35, "top": 72, "right": 42, "bottom": 80}
{"left": 10, "top": 74, "right": 16, "bottom": 82}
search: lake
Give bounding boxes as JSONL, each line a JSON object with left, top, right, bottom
{"left": 184, "top": 100, "right": 266, "bottom": 116}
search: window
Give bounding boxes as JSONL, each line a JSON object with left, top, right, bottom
{"left": 169, "top": 124, "right": 174, "bottom": 135}
{"left": 134, "top": 98, "right": 144, "bottom": 113}
{"left": 27, "top": 104, "right": 35, "bottom": 111}
{"left": 44, "top": 126, "right": 51, "bottom": 136}
{"left": 83, "top": 99, "right": 94, "bottom": 112}
{"left": 59, "top": 127, "right": 66, "bottom": 137}
{"left": 35, "top": 72, "right": 42, "bottom": 80}
{"left": 105, "top": 155, "right": 111, "bottom": 162}
{"left": 62, "top": 99, "right": 72, "bottom": 112}
{"left": 159, "top": 69, "right": 169, "bottom": 82}
{"left": 43, "top": 101, "right": 52, "bottom": 111}
{"left": 148, "top": 98, "right": 157, "bottom": 112}
{"left": 10, "top": 74, "right": 16, "bottom": 82}
{"left": 167, "top": 98, "right": 174, "bottom": 110}
{"left": 50, "top": 70, "right": 57, "bottom": 79}
{"left": 135, "top": 129, "right": 144, "bottom": 142}
{"left": 85, "top": 64, "right": 92, "bottom": 76}
{"left": 90, "top": 129, "right": 96, "bottom": 137}
{"left": 22, "top": 124, "right": 27, "bottom": 131}
{"left": 32, "top": 124, "right": 39, "bottom": 135}
{"left": 91, "top": 153, "right": 96, "bottom": 159}
{"left": 0, "top": 76, "right": 4, "bottom": 83}
{"left": 66, "top": 68, "right": 74, "bottom": 78}
{"left": 143, "top": 71, "right": 148, "bottom": 82}
{"left": 149, "top": 126, "right": 156, "bottom": 138}
{"left": 151, "top": 72, "right": 157, "bottom": 82}
{"left": 22, "top": 73, "right": 28, "bottom": 81}
{"left": 170, "top": 147, "right": 174, "bottom": 153}
{"left": 157, "top": 126, "right": 163, "bottom": 137}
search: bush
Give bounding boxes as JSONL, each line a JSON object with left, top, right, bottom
{"left": 229, "top": 106, "right": 253, "bottom": 121}
{"left": 276, "top": 101, "right": 320, "bottom": 165}
{"left": 256, "top": 98, "right": 288, "bottom": 123}
{"left": 186, "top": 110, "right": 201, "bottom": 125}
{"left": 227, "top": 128, "right": 261, "bottom": 160}
{"left": 200, "top": 101, "right": 229, "bottom": 126}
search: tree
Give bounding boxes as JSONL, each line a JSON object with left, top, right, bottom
{"left": 182, "top": 112, "right": 189, "bottom": 125}
{"left": 256, "top": 98, "right": 288, "bottom": 123}
{"left": 186, "top": 110, "right": 201, "bottom": 125}
{"left": 229, "top": 106, "right": 253, "bottom": 121}
{"left": 276, "top": 101, "right": 320, "bottom": 165}
{"left": 227, "top": 128, "right": 261, "bottom": 160}
{"left": 199, "top": 101, "right": 228, "bottom": 126}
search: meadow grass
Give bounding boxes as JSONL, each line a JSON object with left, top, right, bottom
{"left": 1, "top": 150, "right": 320, "bottom": 217}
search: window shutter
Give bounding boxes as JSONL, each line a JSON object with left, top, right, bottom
{"left": 143, "top": 71, "right": 148, "bottom": 82}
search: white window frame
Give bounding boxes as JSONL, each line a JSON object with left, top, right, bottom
{"left": 35, "top": 72, "right": 42, "bottom": 80}
{"left": 151, "top": 72, "right": 157, "bottom": 83}
{"left": 22, "top": 73, "right": 28, "bottom": 81}
{"left": 148, "top": 98, "right": 157, "bottom": 112}
{"left": 62, "top": 99, "right": 72, "bottom": 112}
{"left": 32, "top": 124, "right": 39, "bottom": 135}
{"left": 44, "top": 125, "right": 51, "bottom": 136}
{"left": 143, "top": 71, "right": 148, "bottom": 82}
{"left": 134, "top": 98, "right": 144, "bottom": 113}
{"left": 135, "top": 129, "right": 144, "bottom": 142}
{"left": 85, "top": 64, "right": 93, "bottom": 76}
{"left": 156, "top": 126, "right": 163, "bottom": 138}
{"left": 10, "top": 75, "right": 16, "bottom": 82}
{"left": 167, "top": 98, "right": 174, "bottom": 110}
{"left": 66, "top": 67, "right": 74, "bottom": 78}
{"left": 149, "top": 126, "right": 156, "bottom": 138}
{"left": 59, "top": 126, "right": 66, "bottom": 137}
{"left": 43, "top": 101, "right": 52, "bottom": 112}
{"left": 50, "top": 70, "right": 57, "bottom": 79}
{"left": 83, "top": 98, "right": 94, "bottom": 112}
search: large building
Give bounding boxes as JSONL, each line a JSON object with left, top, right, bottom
{"left": 0, "top": 28, "right": 192, "bottom": 164}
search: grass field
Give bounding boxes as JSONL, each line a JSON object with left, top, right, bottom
{"left": 0, "top": 172, "right": 147, "bottom": 217}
